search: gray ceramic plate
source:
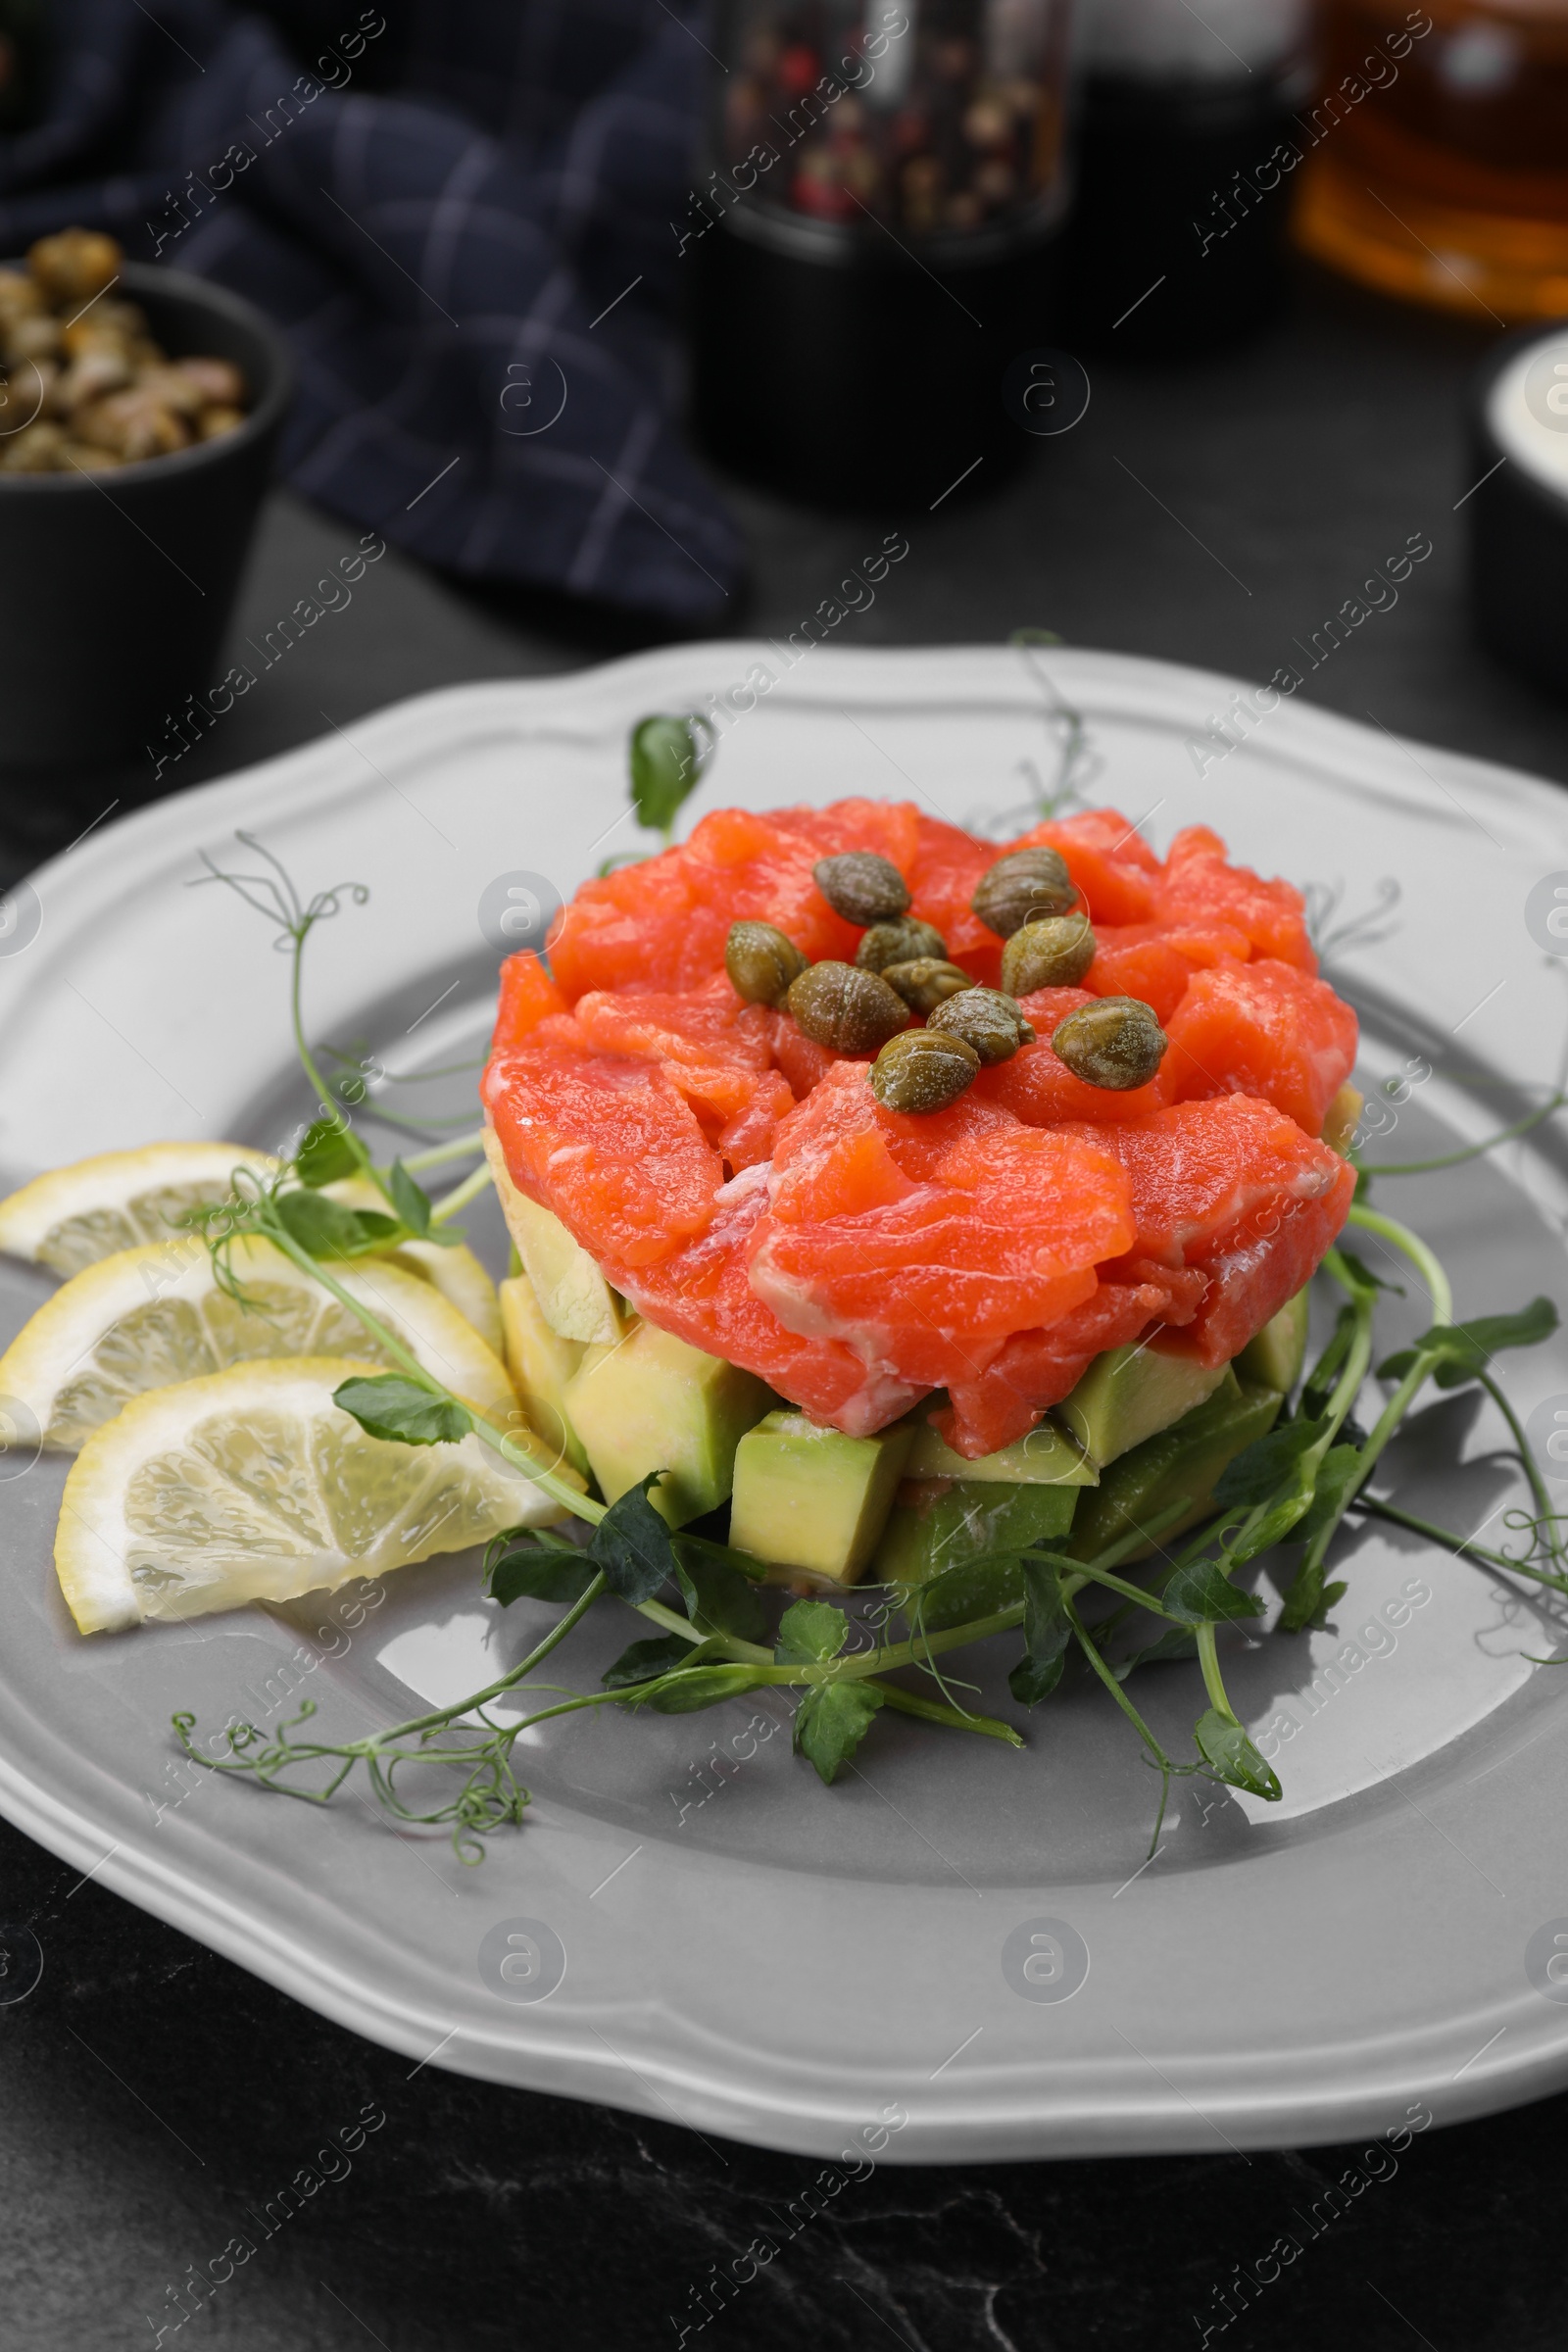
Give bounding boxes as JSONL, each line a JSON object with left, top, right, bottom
{"left": 2, "top": 645, "right": 1566, "bottom": 2162}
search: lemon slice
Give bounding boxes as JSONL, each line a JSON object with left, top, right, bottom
{"left": 0, "top": 1234, "right": 519, "bottom": 1449}
{"left": 323, "top": 1173, "right": 503, "bottom": 1353}
{"left": 0, "top": 1142, "right": 277, "bottom": 1277}
{"left": 56, "top": 1356, "right": 568, "bottom": 1634}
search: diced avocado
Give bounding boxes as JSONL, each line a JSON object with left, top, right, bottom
{"left": 1055, "top": 1342, "right": 1228, "bottom": 1469}
{"left": 1064, "top": 1370, "right": 1283, "bottom": 1564}
{"left": 905, "top": 1413, "right": 1098, "bottom": 1488}
{"left": 1236, "top": 1286, "right": 1309, "bottom": 1396}
{"left": 484, "top": 1130, "right": 622, "bottom": 1343}
{"left": 1322, "top": 1081, "right": 1363, "bottom": 1156}
{"left": 563, "top": 1321, "right": 773, "bottom": 1527}
{"left": 874, "top": 1478, "right": 1078, "bottom": 1587}
{"left": 730, "top": 1412, "right": 914, "bottom": 1587}
{"left": 498, "top": 1274, "right": 589, "bottom": 1477}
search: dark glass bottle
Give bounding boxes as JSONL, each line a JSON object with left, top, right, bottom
{"left": 1064, "top": 0, "right": 1310, "bottom": 355}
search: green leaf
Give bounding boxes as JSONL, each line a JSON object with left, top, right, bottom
{"left": 586, "top": 1474, "right": 677, "bottom": 1604}
{"left": 487, "top": 1534, "right": 597, "bottom": 1607}
{"left": 1379, "top": 1298, "right": 1558, "bottom": 1389}
{"left": 333, "top": 1374, "right": 470, "bottom": 1446}
{"left": 1211, "top": 1418, "right": 1321, "bottom": 1508}
{"left": 1226, "top": 1456, "right": 1320, "bottom": 1567}
{"left": 1195, "top": 1707, "right": 1282, "bottom": 1800}
{"left": 276, "top": 1188, "right": 400, "bottom": 1260}
{"left": 1004, "top": 1556, "right": 1073, "bottom": 1710}
{"left": 1021, "top": 1554, "right": 1071, "bottom": 1661}
{"left": 1008, "top": 1649, "right": 1066, "bottom": 1707}
{"left": 793, "top": 1681, "right": 883, "bottom": 1784}
{"left": 775, "top": 1598, "right": 850, "bottom": 1666}
{"left": 623, "top": 1660, "right": 760, "bottom": 1714}
{"left": 628, "top": 713, "right": 711, "bottom": 834}
{"left": 1163, "top": 1556, "right": 1267, "bottom": 1626}
{"left": 602, "top": 1633, "right": 715, "bottom": 1690}
{"left": 388, "top": 1160, "right": 432, "bottom": 1236}
{"left": 1292, "top": 1443, "right": 1363, "bottom": 1547}
{"left": 1299, "top": 1303, "right": 1356, "bottom": 1420}
{"left": 295, "top": 1116, "right": 360, "bottom": 1188}
{"left": 1334, "top": 1248, "right": 1397, "bottom": 1300}
{"left": 1114, "top": 1626, "right": 1199, "bottom": 1678}
{"left": 674, "top": 1547, "right": 767, "bottom": 1642}
{"left": 1280, "top": 1552, "right": 1343, "bottom": 1634}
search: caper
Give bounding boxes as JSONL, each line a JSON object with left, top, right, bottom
{"left": 870, "top": 1028, "right": 980, "bottom": 1114}
{"left": 725, "top": 919, "right": 808, "bottom": 1006}
{"left": 926, "top": 987, "right": 1035, "bottom": 1066}
{"left": 1001, "top": 912, "right": 1098, "bottom": 997}
{"left": 880, "top": 957, "right": 974, "bottom": 1013}
{"left": 970, "top": 847, "right": 1077, "bottom": 938}
{"left": 856, "top": 917, "right": 947, "bottom": 974}
{"left": 1051, "top": 996, "right": 1167, "bottom": 1090}
{"left": 813, "top": 851, "right": 910, "bottom": 926}
{"left": 787, "top": 960, "right": 911, "bottom": 1054}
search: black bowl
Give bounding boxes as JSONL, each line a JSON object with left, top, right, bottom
{"left": 0, "top": 259, "right": 293, "bottom": 770}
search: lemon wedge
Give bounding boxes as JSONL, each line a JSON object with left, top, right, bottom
{"left": 0, "top": 1142, "right": 276, "bottom": 1277}
{"left": 55, "top": 1356, "right": 568, "bottom": 1633}
{"left": 0, "top": 1234, "right": 519, "bottom": 1449}
{"left": 0, "top": 1141, "right": 508, "bottom": 1354}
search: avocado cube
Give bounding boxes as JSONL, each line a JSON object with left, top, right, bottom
{"left": 499, "top": 1274, "right": 589, "bottom": 1478}
{"left": 874, "top": 1478, "right": 1078, "bottom": 1588}
{"left": 905, "top": 1414, "right": 1098, "bottom": 1488}
{"left": 730, "top": 1412, "right": 914, "bottom": 1587}
{"left": 563, "top": 1321, "right": 773, "bottom": 1528}
{"left": 1054, "top": 1342, "right": 1229, "bottom": 1468}
{"left": 1235, "top": 1286, "right": 1309, "bottom": 1395}
{"left": 484, "top": 1130, "right": 623, "bottom": 1343}
{"left": 1065, "top": 1371, "right": 1283, "bottom": 1564}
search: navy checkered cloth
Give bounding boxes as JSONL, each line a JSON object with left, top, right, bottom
{"left": 0, "top": 0, "right": 742, "bottom": 621}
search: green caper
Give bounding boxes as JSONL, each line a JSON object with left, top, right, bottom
{"left": 970, "top": 846, "right": 1077, "bottom": 938}
{"left": 870, "top": 1028, "right": 980, "bottom": 1114}
{"left": 879, "top": 957, "right": 975, "bottom": 1013}
{"left": 787, "top": 960, "right": 911, "bottom": 1054}
{"left": 725, "top": 919, "right": 808, "bottom": 1006}
{"left": 856, "top": 917, "right": 947, "bottom": 973}
{"left": 926, "top": 987, "right": 1035, "bottom": 1066}
{"left": 813, "top": 852, "right": 911, "bottom": 926}
{"left": 1051, "top": 996, "right": 1167, "bottom": 1090}
{"left": 1001, "top": 912, "right": 1098, "bottom": 997}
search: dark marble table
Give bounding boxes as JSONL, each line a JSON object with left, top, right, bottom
{"left": 2, "top": 262, "right": 1564, "bottom": 2352}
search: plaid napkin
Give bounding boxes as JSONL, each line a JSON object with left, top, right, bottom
{"left": 0, "top": 0, "right": 742, "bottom": 622}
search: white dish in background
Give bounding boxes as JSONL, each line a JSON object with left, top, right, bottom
{"left": 1, "top": 643, "right": 1566, "bottom": 2162}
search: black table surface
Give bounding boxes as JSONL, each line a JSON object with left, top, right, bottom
{"left": 3, "top": 265, "right": 1566, "bottom": 2352}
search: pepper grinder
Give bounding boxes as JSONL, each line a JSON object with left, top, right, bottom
{"left": 688, "top": 0, "right": 1079, "bottom": 507}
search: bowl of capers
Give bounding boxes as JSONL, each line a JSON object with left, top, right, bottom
{"left": 0, "top": 228, "right": 293, "bottom": 769}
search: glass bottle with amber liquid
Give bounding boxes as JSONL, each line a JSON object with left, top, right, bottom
{"left": 1296, "top": 1, "right": 1568, "bottom": 323}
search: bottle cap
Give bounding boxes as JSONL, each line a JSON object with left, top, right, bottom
{"left": 1084, "top": 0, "right": 1306, "bottom": 78}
